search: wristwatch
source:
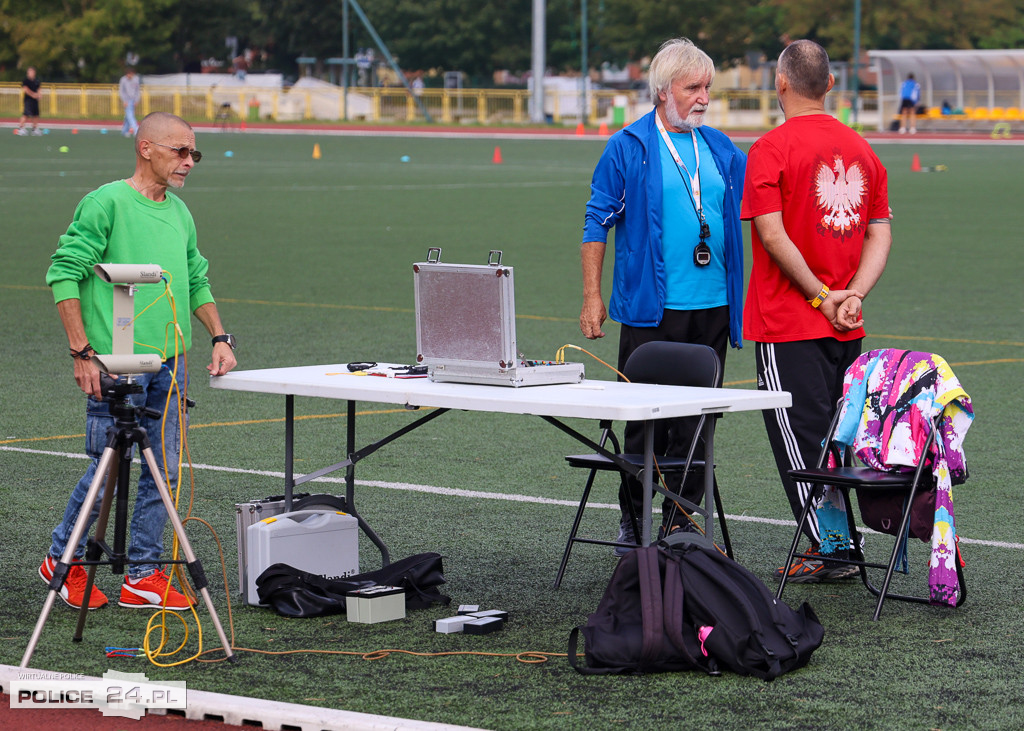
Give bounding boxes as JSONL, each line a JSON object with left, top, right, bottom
{"left": 212, "top": 333, "right": 237, "bottom": 350}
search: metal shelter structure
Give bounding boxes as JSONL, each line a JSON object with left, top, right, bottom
{"left": 306, "top": 0, "right": 431, "bottom": 122}
{"left": 870, "top": 49, "right": 1024, "bottom": 130}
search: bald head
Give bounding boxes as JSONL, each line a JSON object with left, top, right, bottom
{"left": 131, "top": 112, "right": 197, "bottom": 197}
{"left": 777, "top": 40, "right": 831, "bottom": 101}
{"left": 135, "top": 112, "right": 192, "bottom": 154}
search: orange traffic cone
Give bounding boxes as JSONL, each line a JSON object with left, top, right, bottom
{"left": 312, "top": 143, "right": 321, "bottom": 160}
{"left": 911, "top": 153, "right": 921, "bottom": 172}
{"left": 598, "top": 122, "right": 609, "bottom": 136}
{"left": 576, "top": 123, "right": 585, "bottom": 136}
{"left": 492, "top": 146, "right": 503, "bottom": 164}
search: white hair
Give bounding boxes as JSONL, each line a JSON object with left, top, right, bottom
{"left": 648, "top": 38, "right": 715, "bottom": 102}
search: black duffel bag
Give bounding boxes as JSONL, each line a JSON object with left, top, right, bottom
{"left": 255, "top": 552, "right": 450, "bottom": 617}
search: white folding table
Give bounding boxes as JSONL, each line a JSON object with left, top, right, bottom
{"left": 210, "top": 364, "right": 791, "bottom": 566}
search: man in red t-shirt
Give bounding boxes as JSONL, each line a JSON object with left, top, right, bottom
{"left": 741, "top": 40, "right": 892, "bottom": 582}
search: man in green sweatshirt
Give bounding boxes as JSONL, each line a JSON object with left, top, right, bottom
{"left": 41, "top": 112, "right": 238, "bottom": 611}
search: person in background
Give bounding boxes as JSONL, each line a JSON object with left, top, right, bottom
{"left": 899, "top": 73, "right": 921, "bottom": 134}
{"left": 119, "top": 67, "right": 142, "bottom": 138}
{"left": 18, "top": 67, "right": 42, "bottom": 136}
{"left": 233, "top": 54, "right": 249, "bottom": 81}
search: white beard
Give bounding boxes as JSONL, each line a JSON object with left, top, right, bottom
{"left": 665, "top": 89, "right": 707, "bottom": 131}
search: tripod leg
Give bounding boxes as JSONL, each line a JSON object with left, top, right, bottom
{"left": 139, "top": 446, "right": 236, "bottom": 662}
{"left": 74, "top": 460, "right": 120, "bottom": 641}
{"left": 21, "top": 446, "right": 119, "bottom": 668}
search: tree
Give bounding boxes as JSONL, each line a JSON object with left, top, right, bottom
{"left": 250, "top": 0, "right": 347, "bottom": 72}
{"left": 3, "top": 0, "right": 1023, "bottom": 83}
{"left": 355, "top": 0, "right": 782, "bottom": 79}
{"left": 592, "top": 0, "right": 786, "bottom": 68}
{"left": 165, "top": 0, "right": 255, "bottom": 73}
{"left": 0, "top": 0, "right": 176, "bottom": 81}
{"left": 249, "top": 0, "right": 584, "bottom": 82}
{"left": 775, "top": 0, "right": 1024, "bottom": 57}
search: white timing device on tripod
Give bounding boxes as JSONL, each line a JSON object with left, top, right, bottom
{"left": 91, "top": 263, "right": 163, "bottom": 374}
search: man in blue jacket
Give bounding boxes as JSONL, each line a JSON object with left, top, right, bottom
{"left": 580, "top": 37, "right": 746, "bottom": 552}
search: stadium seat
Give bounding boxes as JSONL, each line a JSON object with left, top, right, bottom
{"left": 776, "top": 349, "right": 973, "bottom": 620}
{"left": 554, "top": 341, "right": 732, "bottom": 588}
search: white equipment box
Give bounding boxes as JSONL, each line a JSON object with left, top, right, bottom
{"left": 413, "top": 248, "right": 584, "bottom": 387}
{"left": 235, "top": 495, "right": 295, "bottom": 597}
{"left": 244, "top": 510, "right": 359, "bottom": 606}
{"left": 235, "top": 493, "right": 344, "bottom": 596}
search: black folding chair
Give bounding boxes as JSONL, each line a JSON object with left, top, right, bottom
{"left": 553, "top": 341, "right": 732, "bottom": 588}
{"left": 778, "top": 408, "right": 967, "bottom": 621}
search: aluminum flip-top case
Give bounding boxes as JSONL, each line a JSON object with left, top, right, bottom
{"left": 413, "top": 249, "right": 584, "bottom": 387}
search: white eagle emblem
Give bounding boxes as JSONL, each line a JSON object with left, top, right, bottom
{"left": 815, "top": 154, "right": 866, "bottom": 238}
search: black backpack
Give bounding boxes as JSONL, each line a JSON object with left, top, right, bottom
{"left": 569, "top": 544, "right": 824, "bottom": 680}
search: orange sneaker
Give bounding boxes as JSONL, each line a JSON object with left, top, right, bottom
{"left": 39, "top": 555, "right": 108, "bottom": 610}
{"left": 119, "top": 569, "right": 195, "bottom": 610}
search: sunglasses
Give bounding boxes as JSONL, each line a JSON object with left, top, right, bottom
{"left": 150, "top": 141, "right": 202, "bottom": 163}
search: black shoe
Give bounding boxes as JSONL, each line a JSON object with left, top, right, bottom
{"left": 613, "top": 516, "right": 639, "bottom": 557}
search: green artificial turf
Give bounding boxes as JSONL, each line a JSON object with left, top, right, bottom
{"left": 1, "top": 129, "right": 1023, "bottom": 730}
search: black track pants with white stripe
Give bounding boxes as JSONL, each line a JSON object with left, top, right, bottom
{"left": 754, "top": 338, "right": 862, "bottom": 544}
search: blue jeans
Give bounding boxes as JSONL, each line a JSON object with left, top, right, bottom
{"left": 49, "top": 359, "right": 188, "bottom": 579}
{"left": 122, "top": 102, "right": 138, "bottom": 136}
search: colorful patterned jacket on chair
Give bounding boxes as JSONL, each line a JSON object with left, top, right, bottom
{"left": 833, "top": 349, "right": 974, "bottom": 606}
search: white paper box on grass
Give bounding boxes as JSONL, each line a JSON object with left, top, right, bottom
{"left": 469, "top": 609, "right": 509, "bottom": 622}
{"left": 434, "top": 615, "right": 476, "bottom": 634}
{"left": 463, "top": 616, "right": 503, "bottom": 635}
{"left": 346, "top": 585, "right": 406, "bottom": 624}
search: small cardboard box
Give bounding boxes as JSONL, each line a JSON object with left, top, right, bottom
{"left": 469, "top": 609, "right": 509, "bottom": 622}
{"left": 433, "top": 615, "right": 476, "bottom": 634}
{"left": 346, "top": 585, "right": 406, "bottom": 624}
{"left": 463, "top": 616, "right": 504, "bottom": 635}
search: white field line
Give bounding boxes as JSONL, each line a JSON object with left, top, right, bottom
{"left": 4, "top": 445, "right": 1021, "bottom": 551}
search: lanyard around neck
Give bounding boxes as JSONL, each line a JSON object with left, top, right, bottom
{"left": 655, "top": 111, "right": 702, "bottom": 212}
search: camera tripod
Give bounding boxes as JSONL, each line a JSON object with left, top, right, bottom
{"left": 21, "top": 378, "right": 236, "bottom": 667}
